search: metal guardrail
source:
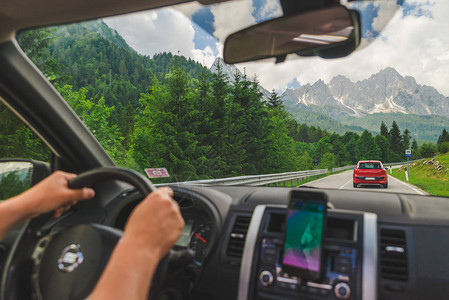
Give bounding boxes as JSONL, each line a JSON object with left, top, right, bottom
{"left": 385, "top": 159, "right": 423, "bottom": 167}
{"left": 178, "top": 169, "right": 329, "bottom": 187}
{"left": 331, "top": 165, "right": 355, "bottom": 173}
{"left": 175, "top": 159, "right": 424, "bottom": 187}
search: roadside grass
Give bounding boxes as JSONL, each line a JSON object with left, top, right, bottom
{"left": 389, "top": 153, "right": 449, "bottom": 196}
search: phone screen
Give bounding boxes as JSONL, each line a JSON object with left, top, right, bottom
{"left": 282, "top": 191, "right": 327, "bottom": 280}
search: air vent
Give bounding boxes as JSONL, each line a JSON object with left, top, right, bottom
{"left": 226, "top": 215, "right": 251, "bottom": 258}
{"left": 380, "top": 228, "right": 409, "bottom": 281}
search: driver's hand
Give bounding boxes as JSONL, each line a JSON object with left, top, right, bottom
{"left": 89, "top": 187, "right": 184, "bottom": 300}
{"left": 20, "top": 171, "right": 95, "bottom": 218}
{"left": 121, "top": 187, "right": 185, "bottom": 260}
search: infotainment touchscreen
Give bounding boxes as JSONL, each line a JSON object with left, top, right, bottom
{"left": 282, "top": 191, "right": 327, "bottom": 281}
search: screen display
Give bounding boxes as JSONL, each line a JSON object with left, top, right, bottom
{"left": 283, "top": 200, "right": 325, "bottom": 272}
{"left": 176, "top": 219, "right": 194, "bottom": 247}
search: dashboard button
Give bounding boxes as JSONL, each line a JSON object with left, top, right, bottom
{"left": 259, "top": 270, "right": 274, "bottom": 287}
{"left": 334, "top": 282, "right": 351, "bottom": 300}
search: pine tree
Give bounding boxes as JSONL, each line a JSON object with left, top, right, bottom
{"left": 380, "top": 121, "right": 389, "bottom": 139}
{"left": 389, "top": 121, "right": 402, "bottom": 158}
{"left": 401, "top": 128, "right": 411, "bottom": 153}
{"left": 375, "top": 135, "right": 391, "bottom": 162}
{"left": 411, "top": 139, "right": 419, "bottom": 158}
{"left": 266, "top": 89, "right": 284, "bottom": 109}
{"left": 356, "top": 130, "right": 381, "bottom": 161}
{"left": 438, "top": 128, "right": 449, "bottom": 144}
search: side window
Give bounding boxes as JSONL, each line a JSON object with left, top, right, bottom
{"left": 0, "top": 102, "right": 50, "bottom": 198}
{"left": 0, "top": 102, "right": 50, "bottom": 161}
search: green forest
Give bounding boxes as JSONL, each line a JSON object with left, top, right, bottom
{"left": 0, "top": 21, "right": 445, "bottom": 182}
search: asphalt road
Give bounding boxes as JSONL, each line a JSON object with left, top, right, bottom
{"left": 301, "top": 170, "right": 427, "bottom": 195}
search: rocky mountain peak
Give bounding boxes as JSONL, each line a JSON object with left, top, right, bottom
{"left": 281, "top": 67, "right": 449, "bottom": 119}
{"left": 329, "top": 75, "right": 352, "bottom": 87}
{"left": 368, "top": 66, "right": 402, "bottom": 83}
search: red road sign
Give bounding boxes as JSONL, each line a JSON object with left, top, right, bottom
{"left": 145, "top": 168, "right": 170, "bottom": 178}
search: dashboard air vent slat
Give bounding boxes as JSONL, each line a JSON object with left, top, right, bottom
{"left": 380, "top": 228, "right": 408, "bottom": 281}
{"left": 226, "top": 215, "right": 251, "bottom": 258}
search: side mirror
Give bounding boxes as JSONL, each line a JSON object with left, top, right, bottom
{"left": 0, "top": 159, "right": 50, "bottom": 199}
{"left": 224, "top": 5, "right": 361, "bottom": 64}
{"left": 385, "top": 167, "right": 389, "bottom": 170}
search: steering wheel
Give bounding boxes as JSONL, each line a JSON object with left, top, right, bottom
{"left": 1, "top": 167, "right": 181, "bottom": 300}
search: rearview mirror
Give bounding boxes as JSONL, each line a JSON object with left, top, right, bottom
{"left": 224, "top": 5, "right": 360, "bottom": 64}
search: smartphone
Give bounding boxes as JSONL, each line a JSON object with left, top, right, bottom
{"left": 282, "top": 191, "right": 327, "bottom": 281}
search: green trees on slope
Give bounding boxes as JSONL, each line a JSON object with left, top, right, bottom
{"left": 130, "top": 61, "right": 301, "bottom": 182}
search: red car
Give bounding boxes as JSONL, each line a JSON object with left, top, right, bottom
{"left": 353, "top": 160, "right": 388, "bottom": 188}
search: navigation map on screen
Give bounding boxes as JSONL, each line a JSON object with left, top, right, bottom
{"left": 283, "top": 201, "right": 325, "bottom": 272}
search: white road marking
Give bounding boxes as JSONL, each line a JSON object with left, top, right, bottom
{"left": 339, "top": 179, "right": 353, "bottom": 190}
{"left": 389, "top": 176, "right": 428, "bottom": 195}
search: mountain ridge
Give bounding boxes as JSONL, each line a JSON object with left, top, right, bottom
{"left": 282, "top": 67, "right": 449, "bottom": 119}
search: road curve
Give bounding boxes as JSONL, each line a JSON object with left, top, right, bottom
{"left": 301, "top": 170, "right": 428, "bottom": 195}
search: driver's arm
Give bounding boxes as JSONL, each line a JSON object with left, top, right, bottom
{"left": 89, "top": 187, "right": 184, "bottom": 300}
{"left": 0, "top": 171, "right": 95, "bottom": 241}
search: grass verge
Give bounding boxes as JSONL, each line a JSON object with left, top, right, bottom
{"left": 389, "top": 154, "right": 449, "bottom": 196}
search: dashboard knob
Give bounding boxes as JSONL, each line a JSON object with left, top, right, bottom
{"left": 334, "top": 282, "right": 351, "bottom": 300}
{"left": 259, "top": 270, "right": 274, "bottom": 287}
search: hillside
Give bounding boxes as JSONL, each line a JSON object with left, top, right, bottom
{"left": 341, "top": 113, "right": 449, "bottom": 142}
{"left": 286, "top": 107, "right": 367, "bottom": 136}
{"left": 48, "top": 20, "right": 208, "bottom": 107}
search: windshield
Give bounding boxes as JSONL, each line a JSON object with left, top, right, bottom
{"left": 13, "top": 0, "right": 449, "bottom": 195}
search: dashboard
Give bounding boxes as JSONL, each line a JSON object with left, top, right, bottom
{"left": 2, "top": 182, "right": 449, "bottom": 300}
{"left": 127, "top": 184, "right": 449, "bottom": 300}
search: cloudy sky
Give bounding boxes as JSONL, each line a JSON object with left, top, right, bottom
{"left": 104, "top": 0, "right": 449, "bottom": 96}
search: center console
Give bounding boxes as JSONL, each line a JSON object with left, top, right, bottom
{"left": 238, "top": 205, "right": 377, "bottom": 300}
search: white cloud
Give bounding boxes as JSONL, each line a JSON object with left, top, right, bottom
{"left": 104, "top": 9, "right": 195, "bottom": 58}
{"left": 175, "top": 1, "right": 204, "bottom": 19}
{"left": 211, "top": 0, "right": 256, "bottom": 42}
{"left": 192, "top": 44, "right": 217, "bottom": 68}
{"left": 257, "top": 0, "right": 283, "bottom": 21}
{"left": 104, "top": 8, "right": 217, "bottom": 67}
{"left": 238, "top": 0, "right": 449, "bottom": 96}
